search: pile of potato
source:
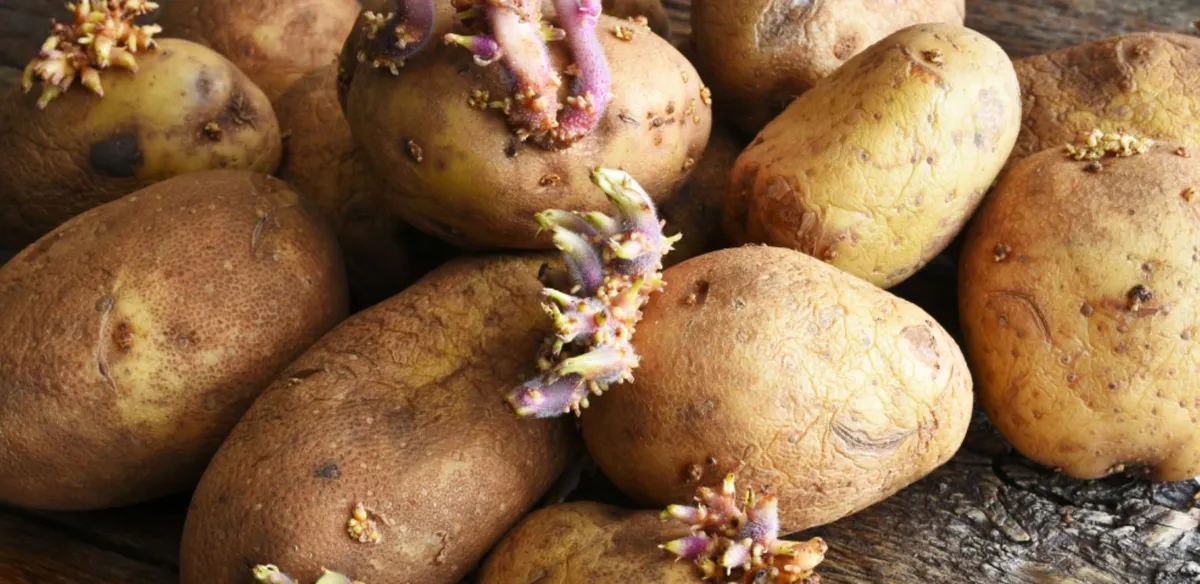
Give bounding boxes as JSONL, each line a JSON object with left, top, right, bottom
{"left": 0, "top": 0, "right": 1198, "bottom": 582}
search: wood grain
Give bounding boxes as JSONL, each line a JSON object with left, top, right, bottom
{"left": 1, "top": 1, "right": 1200, "bottom": 583}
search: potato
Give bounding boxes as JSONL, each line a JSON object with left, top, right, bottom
{"left": 156, "top": 0, "right": 362, "bottom": 101}
{"left": 0, "top": 37, "right": 282, "bottom": 250}
{"left": 657, "top": 122, "right": 745, "bottom": 268}
{"left": 603, "top": 0, "right": 672, "bottom": 41}
{"left": 0, "top": 169, "right": 348, "bottom": 511}
{"left": 1010, "top": 33, "right": 1200, "bottom": 168}
{"left": 692, "top": 0, "right": 965, "bottom": 136}
{"left": 342, "top": 3, "right": 712, "bottom": 250}
{"left": 275, "top": 64, "right": 457, "bottom": 308}
{"left": 725, "top": 23, "right": 1021, "bottom": 289}
{"left": 958, "top": 139, "right": 1200, "bottom": 481}
{"left": 179, "top": 254, "right": 579, "bottom": 584}
{"left": 477, "top": 502, "right": 698, "bottom": 583}
{"left": 580, "top": 245, "right": 974, "bottom": 533}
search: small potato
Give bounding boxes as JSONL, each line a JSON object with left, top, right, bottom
{"left": 179, "top": 255, "right": 578, "bottom": 584}
{"left": 692, "top": 0, "right": 965, "bottom": 135}
{"left": 603, "top": 0, "right": 672, "bottom": 41}
{"left": 477, "top": 502, "right": 697, "bottom": 584}
{"left": 726, "top": 23, "right": 1021, "bottom": 289}
{"left": 275, "top": 65, "right": 457, "bottom": 308}
{"left": 657, "top": 122, "right": 745, "bottom": 268}
{"left": 343, "top": 5, "right": 712, "bottom": 250}
{"left": 0, "top": 38, "right": 282, "bottom": 249}
{"left": 959, "top": 140, "right": 1200, "bottom": 481}
{"left": 1010, "top": 33, "right": 1200, "bottom": 168}
{"left": 581, "top": 245, "right": 974, "bottom": 533}
{"left": 156, "top": 0, "right": 362, "bottom": 101}
{"left": 0, "top": 170, "right": 348, "bottom": 511}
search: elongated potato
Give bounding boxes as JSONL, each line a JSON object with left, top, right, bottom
{"left": 581, "top": 245, "right": 974, "bottom": 533}
{"left": 0, "top": 170, "right": 347, "bottom": 511}
{"left": 725, "top": 23, "right": 1021, "bottom": 289}
{"left": 959, "top": 140, "right": 1200, "bottom": 481}
{"left": 1011, "top": 33, "right": 1200, "bottom": 168}
{"left": 274, "top": 65, "right": 456, "bottom": 308}
{"left": 692, "top": 0, "right": 966, "bottom": 135}
{"left": 179, "top": 255, "right": 578, "bottom": 584}
{"left": 0, "top": 38, "right": 282, "bottom": 249}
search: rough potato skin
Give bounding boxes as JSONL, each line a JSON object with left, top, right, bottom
{"left": 344, "top": 7, "right": 712, "bottom": 251}
{"left": 725, "top": 23, "right": 1021, "bottom": 289}
{"left": 959, "top": 144, "right": 1200, "bottom": 481}
{"left": 603, "top": 0, "right": 672, "bottom": 41}
{"left": 179, "top": 255, "right": 578, "bottom": 584}
{"left": 692, "top": 0, "right": 965, "bottom": 136}
{"left": 1010, "top": 33, "right": 1200, "bottom": 169}
{"left": 0, "top": 38, "right": 283, "bottom": 250}
{"left": 0, "top": 170, "right": 348, "bottom": 511}
{"left": 478, "top": 502, "right": 697, "bottom": 584}
{"left": 156, "top": 0, "right": 362, "bottom": 101}
{"left": 657, "top": 122, "right": 745, "bottom": 268}
{"left": 275, "top": 65, "right": 457, "bottom": 308}
{"left": 580, "top": 245, "right": 974, "bottom": 533}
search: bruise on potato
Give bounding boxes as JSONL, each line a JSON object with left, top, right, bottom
{"left": 0, "top": 38, "right": 283, "bottom": 250}
{"left": 274, "top": 65, "right": 457, "bottom": 309}
{"left": 0, "top": 170, "right": 348, "bottom": 511}
{"left": 156, "top": 0, "right": 363, "bottom": 101}
{"left": 725, "top": 22, "right": 1021, "bottom": 289}
{"left": 580, "top": 245, "right": 974, "bottom": 533}
{"left": 691, "top": 0, "right": 965, "bottom": 136}
{"left": 478, "top": 502, "right": 700, "bottom": 584}
{"left": 179, "top": 255, "right": 578, "bottom": 584}
{"left": 959, "top": 142, "right": 1200, "bottom": 481}
{"left": 343, "top": 5, "right": 712, "bottom": 250}
{"left": 1010, "top": 33, "right": 1200, "bottom": 169}
{"left": 602, "top": 0, "right": 672, "bottom": 41}
{"left": 656, "top": 121, "right": 746, "bottom": 268}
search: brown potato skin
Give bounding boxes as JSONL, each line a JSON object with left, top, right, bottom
{"left": 692, "top": 0, "right": 965, "bottom": 136}
{"left": 0, "top": 170, "right": 348, "bottom": 511}
{"left": 156, "top": 0, "right": 362, "bottom": 101}
{"left": 657, "top": 122, "right": 745, "bottom": 268}
{"left": 478, "top": 502, "right": 697, "bottom": 584}
{"left": 344, "top": 7, "right": 712, "bottom": 250}
{"left": 0, "top": 38, "right": 282, "bottom": 250}
{"left": 179, "top": 254, "right": 578, "bottom": 584}
{"left": 959, "top": 144, "right": 1200, "bottom": 481}
{"left": 274, "top": 65, "right": 457, "bottom": 308}
{"left": 603, "top": 0, "right": 672, "bottom": 41}
{"left": 1010, "top": 33, "right": 1200, "bottom": 169}
{"left": 725, "top": 23, "right": 1021, "bottom": 289}
{"left": 581, "top": 245, "right": 974, "bottom": 533}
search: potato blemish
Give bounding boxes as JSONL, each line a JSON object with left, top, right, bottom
{"left": 89, "top": 132, "right": 144, "bottom": 178}
{"left": 346, "top": 502, "right": 382, "bottom": 544}
{"left": 659, "top": 474, "right": 828, "bottom": 583}
{"left": 505, "top": 168, "right": 679, "bottom": 418}
{"left": 21, "top": 0, "right": 162, "bottom": 109}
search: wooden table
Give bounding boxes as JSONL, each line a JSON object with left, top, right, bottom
{"left": 1, "top": 1, "right": 1199, "bottom": 583}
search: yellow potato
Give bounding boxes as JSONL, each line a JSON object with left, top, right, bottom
{"left": 959, "top": 139, "right": 1200, "bottom": 481}
{"left": 725, "top": 23, "right": 1021, "bottom": 289}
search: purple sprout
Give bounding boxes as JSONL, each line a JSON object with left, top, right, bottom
{"left": 361, "top": 1, "right": 437, "bottom": 71}
{"left": 505, "top": 168, "right": 679, "bottom": 419}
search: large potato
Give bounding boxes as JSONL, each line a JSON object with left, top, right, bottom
{"left": 1011, "top": 33, "right": 1200, "bottom": 168}
{"left": 477, "top": 502, "right": 697, "bottom": 584}
{"left": 275, "top": 65, "right": 457, "bottom": 308}
{"left": 692, "top": 0, "right": 965, "bottom": 135}
{"left": 580, "top": 245, "right": 974, "bottom": 533}
{"left": 725, "top": 23, "right": 1021, "bottom": 289}
{"left": 0, "top": 38, "right": 282, "bottom": 249}
{"left": 343, "top": 5, "right": 712, "bottom": 250}
{"left": 959, "top": 141, "right": 1200, "bottom": 481}
{"left": 0, "top": 170, "right": 347, "bottom": 511}
{"left": 657, "top": 122, "right": 745, "bottom": 268}
{"left": 180, "top": 255, "right": 578, "bottom": 584}
{"left": 156, "top": 0, "right": 362, "bottom": 101}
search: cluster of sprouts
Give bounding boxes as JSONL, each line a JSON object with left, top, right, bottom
{"left": 252, "top": 565, "right": 362, "bottom": 584}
